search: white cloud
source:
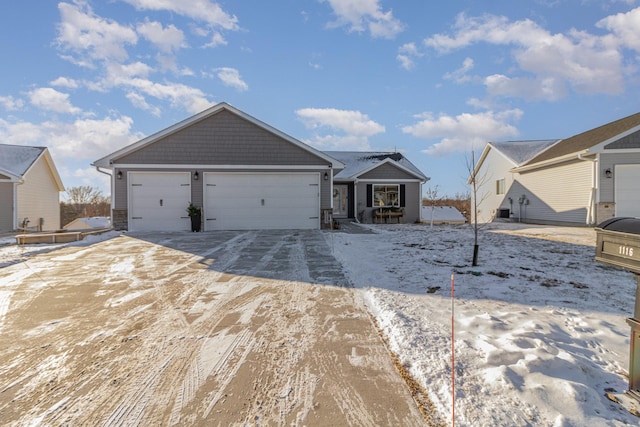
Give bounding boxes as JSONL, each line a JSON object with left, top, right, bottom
{"left": 321, "top": 0, "right": 405, "bottom": 39}
{"left": 597, "top": 7, "right": 640, "bottom": 52}
{"left": 136, "top": 20, "right": 186, "bottom": 53}
{"left": 203, "top": 32, "right": 228, "bottom": 48}
{"left": 424, "top": 12, "right": 626, "bottom": 99}
{"left": 28, "top": 87, "right": 81, "bottom": 115}
{"left": 214, "top": 67, "right": 248, "bottom": 91}
{"left": 402, "top": 109, "right": 523, "bottom": 156}
{"left": 443, "top": 57, "right": 475, "bottom": 83}
{"left": 397, "top": 42, "right": 423, "bottom": 70}
{"left": 122, "top": 0, "right": 239, "bottom": 30}
{"left": 0, "top": 115, "right": 139, "bottom": 159}
{"left": 0, "top": 95, "right": 24, "bottom": 111}
{"left": 296, "top": 107, "right": 385, "bottom": 150}
{"left": 126, "top": 92, "right": 162, "bottom": 116}
{"left": 484, "top": 74, "right": 568, "bottom": 101}
{"left": 56, "top": 2, "right": 138, "bottom": 67}
{"left": 124, "top": 78, "right": 214, "bottom": 114}
{"left": 50, "top": 77, "right": 79, "bottom": 89}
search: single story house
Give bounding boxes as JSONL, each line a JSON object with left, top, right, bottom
{"left": 324, "top": 151, "right": 428, "bottom": 224}
{"left": 470, "top": 112, "right": 640, "bottom": 225}
{"left": 63, "top": 216, "right": 111, "bottom": 231}
{"left": 93, "top": 103, "right": 428, "bottom": 232}
{"left": 421, "top": 206, "right": 466, "bottom": 225}
{"left": 0, "top": 144, "right": 64, "bottom": 232}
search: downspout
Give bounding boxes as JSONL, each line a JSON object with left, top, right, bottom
{"left": 577, "top": 153, "right": 596, "bottom": 226}
{"left": 95, "top": 166, "right": 115, "bottom": 213}
{"left": 13, "top": 179, "right": 24, "bottom": 230}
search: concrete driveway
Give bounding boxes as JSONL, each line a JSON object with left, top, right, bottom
{"left": 0, "top": 230, "right": 426, "bottom": 426}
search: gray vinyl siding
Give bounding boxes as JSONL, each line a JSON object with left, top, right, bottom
{"left": 359, "top": 163, "right": 417, "bottom": 180}
{"left": 0, "top": 182, "right": 13, "bottom": 231}
{"left": 508, "top": 160, "right": 593, "bottom": 225}
{"left": 604, "top": 130, "right": 640, "bottom": 149}
{"left": 598, "top": 151, "right": 640, "bottom": 203}
{"left": 115, "top": 110, "right": 325, "bottom": 166}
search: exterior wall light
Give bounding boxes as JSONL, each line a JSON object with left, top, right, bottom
{"left": 194, "top": 171, "right": 199, "bottom": 180}
{"left": 605, "top": 168, "right": 612, "bottom": 178}
{"left": 324, "top": 171, "right": 329, "bottom": 181}
{"left": 116, "top": 170, "right": 122, "bottom": 180}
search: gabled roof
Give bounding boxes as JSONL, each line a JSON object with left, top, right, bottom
{"left": 524, "top": 112, "right": 640, "bottom": 166}
{"left": 468, "top": 140, "right": 558, "bottom": 184}
{"left": 93, "top": 102, "right": 345, "bottom": 169}
{"left": 0, "top": 144, "right": 64, "bottom": 190}
{"left": 0, "top": 144, "right": 45, "bottom": 176}
{"left": 491, "top": 140, "right": 559, "bottom": 165}
{"left": 323, "top": 151, "right": 428, "bottom": 181}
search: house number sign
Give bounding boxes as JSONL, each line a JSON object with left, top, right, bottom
{"left": 602, "top": 241, "right": 640, "bottom": 261}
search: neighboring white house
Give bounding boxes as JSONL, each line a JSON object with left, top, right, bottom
{"left": 470, "top": 112, "right": 640, "bottom": 225}
{"left": 0, "top": 144, "right": 64, "bottom": 232}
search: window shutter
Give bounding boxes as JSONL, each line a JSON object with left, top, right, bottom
{"left": 366, "top": 184, "right": 372, "bottom": 207}
{"left": 400, "top": 185, "right": 406, "bottom": 207}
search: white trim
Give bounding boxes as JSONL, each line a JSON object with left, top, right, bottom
{"left": 512, "top": 151, "right": 590, "bottom": 173}
{"left": 355, "top": 178, "right": 424, "bottom": 183}
{"left": 349, "top": 157, "right": 427, "bottom": 182}
{"left": 111, "top": 163, "right": 330, "bottom": 170}
{"left": 599, "top": 147, "right": 640, "bottom": 154}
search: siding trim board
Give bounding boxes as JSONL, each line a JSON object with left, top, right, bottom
{"left": 112, "top": 164, "right": 329, "bottom": 170}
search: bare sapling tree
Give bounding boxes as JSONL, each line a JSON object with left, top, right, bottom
{"left": 61, "top": 186, "right": 110, "bottom": 226}
{"left": 466, "top": 150, "right": 490, "bottom": 267}
{"left": 424, "top": 185, "right": 441, "bottom": 228}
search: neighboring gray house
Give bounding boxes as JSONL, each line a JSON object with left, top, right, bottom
{"left": 470, "top": 112, "right": 640, "bottom": 225}
{"left": 93, "top": 103, "right": 428, "bottom": 231}
{"left": 0, "top": 144, "right": 64, "bottom": 232}
{"left": 325, "top": 151, "right": 428, "bottom": 224}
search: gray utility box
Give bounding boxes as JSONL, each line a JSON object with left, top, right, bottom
{"left": 595, "top": 217, "right": 640, "bottom": 400}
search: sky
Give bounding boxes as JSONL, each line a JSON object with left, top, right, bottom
{"left": 1, "top": 0, "right": 640, "bottom": 200}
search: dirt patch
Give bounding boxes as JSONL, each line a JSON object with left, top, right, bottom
{"left": 0, "top": 234, "right": 425, "bottom": 425}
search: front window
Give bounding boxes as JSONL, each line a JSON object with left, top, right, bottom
{"left": 496, "top": 178, "right": 505, "bottom": 195}
{"left": 373, "top": 184, "right": 399, "bottom": 207}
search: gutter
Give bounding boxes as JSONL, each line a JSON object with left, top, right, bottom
{"left": 577, "top": 152, "right": 597, "bottom": 226}
{"left": 512, "top": 150, "right": 589, "bottom": 173}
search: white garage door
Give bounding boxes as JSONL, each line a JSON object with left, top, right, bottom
{"left": 615, "top": 164, "right": 640, "bottom": 218}
{"left": 204, "top": 173, "right": 320, "bottom": 230}
{"left": 129, "top": 172, "right": 191, "bottom": 231}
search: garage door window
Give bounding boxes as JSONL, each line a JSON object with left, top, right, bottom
{"left": 373, "top": 184, "right": 399, "bottom": 207}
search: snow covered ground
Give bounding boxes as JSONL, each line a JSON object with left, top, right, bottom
{"left": 2, "top": 223, "right": 640, "bottom": 426}
{"left": 329, "top": 222, "right": 640, "bottom": 426}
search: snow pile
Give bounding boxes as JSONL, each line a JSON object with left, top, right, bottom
{"left": 330, "top": 223, "right": 638, "bottom": 426}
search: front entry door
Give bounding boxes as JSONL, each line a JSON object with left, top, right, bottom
{"left": 333, "top": 185, "right": 348, "bottom": 218}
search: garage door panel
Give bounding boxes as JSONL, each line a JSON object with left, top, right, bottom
{"left": 204, "top": 173, "right": 320, "bottom": 230}
{"left": 129, "top": 172, "right": 191, "bottom": 232}
{"left": 615, "top": 165, "right": 640, "bottom": 218}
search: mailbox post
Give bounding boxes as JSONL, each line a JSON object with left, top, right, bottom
{"left": 595, "top": 217, "right": 640, "bottom": 400}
